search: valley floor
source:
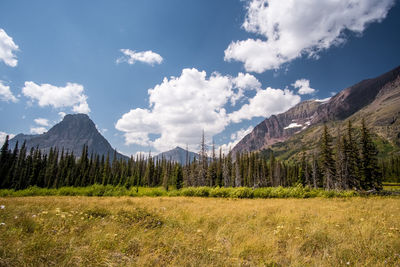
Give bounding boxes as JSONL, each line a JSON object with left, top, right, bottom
{"left": 0, "top": 196, "right": 399, "bottom": 266}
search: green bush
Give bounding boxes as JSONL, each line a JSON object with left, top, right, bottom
{"left": 230, "top": 187, "right": 254, "bottom": 198}
{"left": 209, "top": 187, "right": 232, "bottom": 198}
{"left": 0, "top": 185, "right": 367, "bottom": 199}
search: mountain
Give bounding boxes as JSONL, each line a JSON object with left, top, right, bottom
{"left": 232, "top": 65, "right": 400, "bottom": 157}
{"left": 9, "top": 114, "right": 128, "bottom": 160}
{"left": 155, "top": 146, "right": 198, "bottom": 165}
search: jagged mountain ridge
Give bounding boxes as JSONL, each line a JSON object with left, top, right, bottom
{"left": 155, "top": 146, "right": 199, "bottom": 165}
{"left": 9, "top": 114, "right": 128, "bottom": 160}
{"left": 232, "top": 65, "right": 400, "bottom": 155}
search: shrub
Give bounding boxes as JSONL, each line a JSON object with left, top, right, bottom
{"left": 209, "top": 187, "right": 232, "bottom": 198}
{"left": 230, "top": 187, "right": 254, "bottom": 198}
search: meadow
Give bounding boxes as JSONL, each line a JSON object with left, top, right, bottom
{"left": 0, "top": 196, "right": 399, "bottom": 266}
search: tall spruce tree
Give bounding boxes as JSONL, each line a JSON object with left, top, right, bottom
{"left": 320, "top": 124, "right": 336, "bottom": 190}
{"left": 344, "top": 120, "right": 360, "bottom": 189}
{"left": 360, "top": 119, "right": 382, "bottom": 190}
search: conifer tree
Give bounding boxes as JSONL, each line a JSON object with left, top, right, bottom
{"left": 174, "top": 163, "right": 183, "bottom": 189}
{"left": 344, "top": 120, "right": 360, "bottom": 189}
{"left": 360, "top": 119, "right": 382, "bottom": 190}
{"left": 320, "top": 124, "right": 336, "bottom": 190}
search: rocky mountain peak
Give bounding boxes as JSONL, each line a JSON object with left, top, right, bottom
{"left": 9, "top": 113, "right": 127, "bottom": 160}
{"left": 232, "top": 65, "right": 400, "bottom": 155}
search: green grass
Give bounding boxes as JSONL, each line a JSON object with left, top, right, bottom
{"left": 0, "top": 184, "right": 364, "bottom": 199}
{"left": 0, "top": 196, "right": 399, "bottom": 266}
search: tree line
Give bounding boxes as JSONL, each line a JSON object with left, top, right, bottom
{"left": 0, "top": 119, "right": 397, "bottom": 191}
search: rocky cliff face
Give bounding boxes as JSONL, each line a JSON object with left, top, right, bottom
{"left": 232, "top": 65, "right": 400, "bottom": 154}
{"left": 312, "top": 66, "right": 400, "bottom": 123}
{"left": 9, "top": 114, "right": 128, "bottom": 160}
{"left": 232, "top": 100, "right": 321, "bottom": 154}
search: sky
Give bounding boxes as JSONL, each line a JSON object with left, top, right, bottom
{"left": 0, "top": 0, "right": 400, "bottom": 156}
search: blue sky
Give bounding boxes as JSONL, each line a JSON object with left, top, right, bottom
{"left": 0, "top": 0, "right": 399, "bottom": 155}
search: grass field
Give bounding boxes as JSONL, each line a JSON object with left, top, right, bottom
{"left": 0, "top": 197, "right": 399, "bottom": 266}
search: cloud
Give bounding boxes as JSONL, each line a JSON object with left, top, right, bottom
{"left": 30, "top": 127, "right": 47, "bottom": 134}
{"left": 231, "top": 72, "right": 261, "bottom": 105}
{"left": 233, "top": 72, "right": 261, "bottom": 90}
{"left": 117, "top": 49, "right": 163, "bottom": 66}
{"left": 292, "top": 79, "right": 315, "bottom": 95}
{"left": 22, "top": 82, "right": 90, "bottom": 114}
{"left": 0, "top": 131, "right": 15, "bottom": 144}
{"left": 219, "top": 126, "right": 254, "bottom": 155}
{"left": 58, "top": 112, "right": 66, "bottom": 119}
{"left": 116, "top": 68, "right": 233, "bottom": 151}
{"left": 34, "top": 118, "right": 49, "bottom": 127}
{"left": 229, "top": 87, "right": 300, "bottom": 123}
{"left": 0, "top": 29, "right": 19, "bottom": 67}
{"left": 116, "top": 68, "right": 301, "bottom": 152}
{"left": 0, "top": 81, "right": 18, "bottom": 102}
{"left": 225, "top": 0, "right": 395, "bottom": 73}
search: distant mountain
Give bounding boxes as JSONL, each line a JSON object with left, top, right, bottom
{"left": 9, "top": 114, "right": 128, "bottom": 160}
{"left": 155, "top": 146, "right": 198, "bottom": 165}
{"left": 232, "top": 65, "right": 400, "bottom": 158}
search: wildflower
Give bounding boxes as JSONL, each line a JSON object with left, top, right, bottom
{"left": 32, "top": 214, "right": 36, "bottom": 218}
{"left": 0, "top": 205, "right": 5, "bottom": 209}
{"left": 14, "top": 216, "right": 18, "bottom": 219}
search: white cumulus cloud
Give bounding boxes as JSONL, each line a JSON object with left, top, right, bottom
{"left": 117, "top": 49, "right": 163, "bottom": 66}
{"left": 219, "top": 126, "right": 254, "bottom": 155}
{"left": 0, "top": 81, "right": 18, "bottom": 102}
{"left": 229, "top": 87, "right": 300, "bottom": 123}
{"left": 292, "top": 79, "right": 316, "bottom": 95}
{"left": 225, "top": 0, "right": 395, "bottom": 73}
{"left": 30, "top": 127, "right": 47, "bottom": 135}
{"left": 34, "top": 118, "right": 50, "bottom": 127}
{"left": 22, "top": 81, "right": 90, "bottom": 114}
{"left": 116, "top": 68, "right": 302, "bottom": 152}
{"left": 0, "top": 131, "right": 15, "bottom": 144}
{"left": 0, "top": 29, "right": 19, "bottom": 67}
{"left": 58, "top": 112, "right": 66, "bottom": 119}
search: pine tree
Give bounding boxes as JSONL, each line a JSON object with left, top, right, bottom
{"left": 174, "top": 164, "right": 183, "bottom": 189}
{"left": 344, "top": 120, "right": 360, "bottom": 189}
{"left": 320, "top": 124, "right": 336, "bottom": 190}
{"left": 360, "top": 119, "right": 382, "bottom": 190}
{"left": 198, "top": 130, "right": 208, "bottom": 186}
{"left": 0, "top": 135, "right": 11, "bottom": 188}
{"left": 102, "top": 152, "right": 111, "bottom": 185}
{"left": 335, "top": 128, "right": 346, "bottom": 190}
{"left": 144, "top": 152, "right": 155, "bottom": 186}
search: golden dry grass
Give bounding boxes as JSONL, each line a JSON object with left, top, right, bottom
{"left": 0, "top": 196, "right": 399, "bottom": 266}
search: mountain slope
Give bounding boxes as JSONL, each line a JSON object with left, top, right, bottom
{"left": 9, "top": 114, "right": 128, "bottom": 160}
{"left": 155, "top": 146, "right": 198, "bottom": 165}
{"left": 233, "top": 65, "right": 400, "bottom": 156}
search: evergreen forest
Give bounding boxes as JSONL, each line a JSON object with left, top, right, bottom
{"left": 1, "top": 119, "right": 399, "bottom": 192}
